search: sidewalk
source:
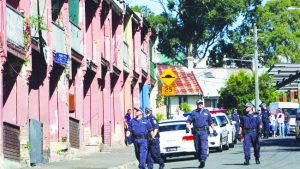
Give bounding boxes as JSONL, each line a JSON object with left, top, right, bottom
{"left": 22, "top": 146, "right": 138, "bottom": 169}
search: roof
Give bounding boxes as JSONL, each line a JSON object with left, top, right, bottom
{"left": 268, "top": 64, "right": 300, "bottom": 91}
{"left": 157, "top": 65, "right": 202, "bottom": 95}
{"left": 193, "top": 68, "right": 268, "bottom": 97}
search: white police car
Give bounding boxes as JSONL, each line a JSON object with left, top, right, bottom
{"left": 159, "top": 119, "right": 197, "bottom": 159}
{"left": 208, "top": 112, "right": 230, "bottom": 152}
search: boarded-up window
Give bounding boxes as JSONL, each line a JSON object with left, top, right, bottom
{"left": 69, "top": 93, "right": 75, "bottom": 113}
{"left": 3, "top": 122, "right": 20, "bottom": 161}
{"left": 69, "top": 0, "right": 79, "bottom": 25}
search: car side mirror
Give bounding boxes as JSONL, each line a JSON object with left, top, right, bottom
{"left": 220, "top": 123, "right": 226, "bottom": 127}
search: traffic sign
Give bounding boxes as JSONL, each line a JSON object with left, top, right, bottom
{"left": 251, "top": 98, "right": 262, "bottom": 107}
{"left": 160, "top": 68, "right": 177, "bottom": 86}
{"left": 161, "top": 86, "right": 175, "bottom": 96}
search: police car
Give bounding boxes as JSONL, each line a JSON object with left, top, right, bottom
{"left": 210, "top": 110, "right": 236, "bottom": 149}
{"left": 208, "top": 111, "right": 230, "bottom": 152}
{"left": 159, "top": 119, "right": 197, "bottom": 159}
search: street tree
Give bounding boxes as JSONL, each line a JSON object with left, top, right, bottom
{"left": 218, "top": 70, "right": 281, "bottom": 112}
{"left": 153, "top": 0, "right": 246, "bottom": 60}
{"left": 208, "top": 0, "right": 300, "bottom": 67}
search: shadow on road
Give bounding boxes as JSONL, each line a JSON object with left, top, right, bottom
{"left": 165, "top": 156, "right": 195, "bottom": 163}
{"left": 171, "top": 167, "right": 199, "bottom": 169}
{"left": 222, "top": 163, "right": 245, "bottom": 166}
{"left": 260, "top": 137, "right": 299, "bottom": 147}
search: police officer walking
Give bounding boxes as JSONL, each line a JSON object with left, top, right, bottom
{"left": 186, "top": 100, "right": 217, "bottom": 168}
{"left": 145, "top": 108, "right": 165, "bottom": 169}
{"left": 260, "top": 103, "right": 270, "bottom": 138}
{"left": 231, "top": 108, "right": 240, "bottom": 142}
{"left": 238, "top": 103, "right": 262, "bottom": 165}
{"left": 126, "top": 108, "right": 154, "bottom": 169}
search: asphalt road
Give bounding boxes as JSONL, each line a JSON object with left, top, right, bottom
{"left": 128, "top": 136, "right": 300, "bottom": 169}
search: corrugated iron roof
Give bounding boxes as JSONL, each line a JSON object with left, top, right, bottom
{"left": 158, "top": 65, "right": 202, "bottom": 95}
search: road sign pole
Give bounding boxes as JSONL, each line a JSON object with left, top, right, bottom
{"left": 254, "top": 23, "right": 259, "bottom": 112}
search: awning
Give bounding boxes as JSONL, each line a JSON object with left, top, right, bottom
{"left": 268, "top": 64, "right": 300, "bottom": 91}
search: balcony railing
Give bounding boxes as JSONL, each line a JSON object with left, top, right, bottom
{"left": 70, "top": 21, "right": 82, "bottom": 55}
{"left": 141, "top": 50, "right": 147, "bottom": 72}
{"left": 52, "top": 22, "right": 65, "bottom": 54}
{"left": 6, "top": 5, "right": 25, "bottom": 47}
{"left": 123, "top": 42, "right": 129, "bottom": 68}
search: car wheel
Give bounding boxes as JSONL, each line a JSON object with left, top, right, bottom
{"left": 223, "top": 139, "right": 229, "bottom": 150}
{"left": 161, "top": 154, "right": 167, "bottom": 161}
{"left": 229, "top": 132, "right": 235, "bottom": 148}
{"left": 216, "top": 136, "right": 223, "bottom": 152}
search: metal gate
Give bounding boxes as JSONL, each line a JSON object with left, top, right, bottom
{"left": 3, "top": 122, "right": 20, "bottom": 161}
{"left": 69, "top": 117, "right": 80, "bottom": 148}
{"left": 29, "top": 119, "right": 43, "bottom": 164}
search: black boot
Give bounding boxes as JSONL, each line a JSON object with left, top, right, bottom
{"left": 255, "top": 158, "right": 260, "bottom": 164}
{"left": 199, "top": 161, "right": 205, "bottom": 168}
{"left": 159, "top": 163, "right": 165, "bottom": 169}
{"left": 244, "top": 159, "right": 250, "bottom": 165}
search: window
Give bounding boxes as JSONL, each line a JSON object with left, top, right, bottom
{"left": 69, "top": 0, "right": 79, "bottom": 25}
{"left": 159, "top": 124, "right": 186, "bottom": 132}
{"left": 216, "top": 115, "right": 229, "bottom": 126}
{"left": 211, "top": 117, "right": 218, "bottom": 126}
{"left": 179, "top": 96, "right": 188, "bottom": 105}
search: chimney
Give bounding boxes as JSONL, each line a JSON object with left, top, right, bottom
{"left": 186, "top": 56, "right": 194, "bottom": 70}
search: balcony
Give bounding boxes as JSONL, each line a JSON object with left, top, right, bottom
{"left": 123, "top": 42, "right": 129, "bottom": 68}
{"left": 70, "top": 21, "right": 82, "bottom": 55}
{"left": 52, "top": 22, "right": 65, "bottom": 54}
{"left": 6, "top": 5, "right": 25, "bottom": 48}
{"left": 141, "top": 50, "right": 147, "bottom": 72}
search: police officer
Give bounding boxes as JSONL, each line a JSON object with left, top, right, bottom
{"left": 145, "top": 108, "right": 165, "bottom": 169}
{"left": 238, "top": 103, "right": 262, "bottom": 165}
{"left": 126, "top": 108, "right": 154, "bottom": 169}
{"left": 231, "top": 109, "right": 240, "bottom": 141}
{"left": 186, "top": 100, "right": 217, "bottom": 168}
{"left": 260, "top": 103, "right": 270, "bottom": 138}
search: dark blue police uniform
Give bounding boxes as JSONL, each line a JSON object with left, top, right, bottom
{"left": 240, "top": 113, "right": 262, "bottom": 161}
{"left": 187, "top": 108, "right": 212, "bottom": 162}
{"left": 146, "top": 114, "right": 164, "bottom": 169}
{"left": 261, "top": 109, "right": 270, "bottom": 137}
{"left": 128, "top": 117, "right": 153, "bottom": 169}
{"left": 231, "top": 112, "right": 240, "bottom": 136}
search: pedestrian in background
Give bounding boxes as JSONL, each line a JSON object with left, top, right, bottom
{"left": 174, "top": 106, "right": 184, "bottom": 119}
{"left": 284, "top": 109, "right": 291, "bottom": 135}
{"left": 186, "top": 100, "right": 217, "bottom": 168}
{"left": 126, "top": 108, "right": 154, "bottom": 169}
{"left": 231, "top": 108, "right": 240, "bottom": 141}
{"left": 276, "top": 109, "right": 285, "bottom": 137}
{"left": 145, "top": 108, "right": 165, "bottom": 169}
{"left": 269, "top": 112, "right": 276, "bottom": 137}
{"left": 124, "top": 109, "right": 133, "bottom": 145}
{"left": 260, "top": 103, "right": 270, "bottom": 139}
{"left": 238, "top": 103, "right": 262, "bottom": 165}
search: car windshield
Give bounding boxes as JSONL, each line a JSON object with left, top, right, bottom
{"left": 211, "top": 117, "right": 218, "bottom": 126}
{"left": 282, "top": 108, "right": 298, "bottom": 116}
{"left": 216, "top": 115, "right": 229, "bottom": 125}
{"left": 159, "top": 124, "right": 186, "bottom": 132}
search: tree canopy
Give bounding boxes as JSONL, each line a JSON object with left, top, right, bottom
{"left": 208, "top": 0, "right": 300, "bottom": 67}
{"left": 218, "top": 70, "right": 281, "bottom": 113}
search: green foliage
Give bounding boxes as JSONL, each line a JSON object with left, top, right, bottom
{"left": 180, "top": 102, "right": 192, "bottom": 113}
{"left": 218, "top": 70, "right": 282, "bottom": 111}
{"left": 156, "top": 112, "right": 166, "bottom": 122}
{"left": 209, "top": 0, "right": 300, "bottom": 66}
{"left": 30, "top": 16, "right": 49, "bottom": 32}
{"left": 156, "top": 92, "right": 165, "bottom": 108}
{"left": 156, "top": 0, "right": 246, "bottom": 59}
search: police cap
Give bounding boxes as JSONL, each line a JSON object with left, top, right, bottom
{"left": 259, "top": 103, "right": 266, "bottom": 107}
{"left": 196, "top": 99, "right": 204, "bottom": 105}
{"left": 145, "top": 107, "right": 152, "bottom": 113}
{"left": 244, "top": 102, "right": 253, "bottom": 108}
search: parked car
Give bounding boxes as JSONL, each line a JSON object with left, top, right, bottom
{"left": 208, "top": 114, "right": 229, "bottom": 152}
{"left": 213, "top": 112, "right": 236, "bottom": 148}
{"left": 296, "top": 107, "right": 300, "bottom": 142}
{"left": 159, "top": 118, "right": 209, "bottom": 159}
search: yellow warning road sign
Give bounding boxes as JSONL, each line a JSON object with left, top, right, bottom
{"left": 160, "top": 68, "right": 177, "bottom": 86}
{"left": 161, "top": 86, "right": 175, "bottom": 96}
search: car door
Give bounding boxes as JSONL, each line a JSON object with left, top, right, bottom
{"left": 215, "top": 116, "right": 228, "bottom": 144}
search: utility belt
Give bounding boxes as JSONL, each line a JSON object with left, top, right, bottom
{"left": 133, "top": 135, "right": 148, "bottom": 140}
{"left": 243, "top": 128, "right": 257, "bottom": 134}
{"left": 192, "top": 126, "right": 209, "bottom": 135}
